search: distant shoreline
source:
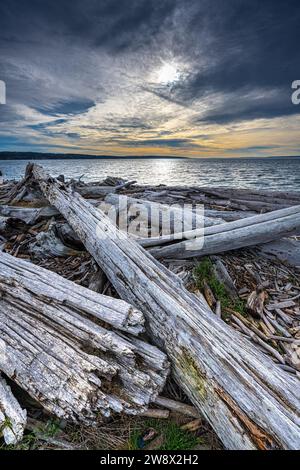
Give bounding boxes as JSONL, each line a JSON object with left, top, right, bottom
{"left": 0, "top": 152, "right": 189, "bottom": 161}
{"left": 0, "top": 152, "right": 299, "bottom": 161}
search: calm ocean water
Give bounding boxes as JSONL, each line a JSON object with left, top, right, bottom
{"left": 0, "top": 157, "right": 300, "bottom": 191}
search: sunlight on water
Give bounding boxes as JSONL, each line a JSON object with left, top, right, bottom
{"left": 0, "top": 157, "right": 299, "bottom": 191}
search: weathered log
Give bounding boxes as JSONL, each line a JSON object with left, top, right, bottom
{"left": 154, "top": 396, "right": 200, "bottom": 418}
{"left": 0, "top": 374, "right": 27, "bottom": 445}
{"left": 140, "top": 408, "right": 170, "bottom": 419}
{"left": 55, "top": 222, "right": 84, "bottom": 250}
{"left": 77, "top": 185, "right": 116, "bottom": 198}
{"left": 120, "top": 184, "right": 300, "bottom": 202}
{"left": 115, "top": 180, "right": 137, "bottom": 191}
{"left": 138, "top": 204, "right": 300, "bottom": 249}
{"left": 258, "top": 239, "right": 300, "bottom": 268}
{"left": 147, "top": 205, "right": 300, "bottom": 259}
{"left": 197, "top": 187, "right": 300, "bottom": 206}
{"left": 31, "top": 164, "right": 300, "bottom": 450}
{"left": 0, "top": 251, "right": 168, "bottom": 422}
{"left": 204, "top": 209, "right": 256, "bottom": 221}
{"left": 1, "top": 169, "right": 47, "bottom": 206}
{"left": 29, "top": 222, "right": 83, "bottom": 258}
{"left": 190, "top": 194, "right": 284, "bottom": 212}
{"left": 102, "top": 195, "right": 224, "bottom": 234}
{"left": 0, "top": 250, "right": 143, "bottom": 335}
{"left": 0, "top": 205, "right": 59, "bottom": 224}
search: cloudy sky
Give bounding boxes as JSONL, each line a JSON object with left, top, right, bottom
{"left": 0, "top": 0, "right": 299, "bottom": 157}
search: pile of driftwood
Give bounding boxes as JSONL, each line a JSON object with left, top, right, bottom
{"left": 0, "top": 163, "right": 299, "bottom": 450}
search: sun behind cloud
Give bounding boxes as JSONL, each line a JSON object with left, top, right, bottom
{"left": 156, "top": 63, "right": 181, "bottom": 85}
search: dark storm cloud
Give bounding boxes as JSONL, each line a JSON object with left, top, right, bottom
{"left": 168, "top": 0, "right": 300, "bottom": 122}
{"left": 0, "top": 0, "right": 176, "bottom": 52}
{"left": 193, "top": 86, "right": 300, "bottom": 125}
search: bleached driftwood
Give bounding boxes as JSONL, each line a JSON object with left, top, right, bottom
{"left": 0, "top": 250, "right": 143, "bottom": 335}
{"left": 77, "top": 185, "right": 116, "bottom": 198}
{"left": 0, "top": 205, "right": 58, "bottom": 224}
{"left": 28, "top": 222, "right": 83, "bottom": 258}
{"left": 144, "top": 204, "right": 300, "bottom": 258}
{"left": 258, "top": 239, "right": 300, "bottom": 268}
{"left": 140, "top": 408, "right": 170, "bottom": 419}
{"left": 0, "top": 251, "right": 168, "bottom": 422}
{"left": 0, "top": 374, "right": 27, "bottom": 445}
{"left": 186, "top": 186, "right": 300, "bottom": 213}
{"left": 204, "top": 209, "right": 256, "bottom": 221}
{"left": 31, "top": 163, "right": 300, "bottom": 450}
{"left": 198, "top": 187, "right": 300, "bottom": 206}
{"left": 154, "top": 396, "right": 200, "bottom": 418}
{"left": 1, "top": 170, "right": 47, "bottom": 205}
{"left": 102, "top": 195, "right": 224, "bottom": 235}
{"left": 128, "top": 185, "right": 300, "bottom": 207}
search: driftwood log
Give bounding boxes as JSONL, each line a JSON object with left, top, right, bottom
{"left": 127, "top": 185, "right": 300, "bottom": 213}
{"left": 0, "top": 374, "right": 27, "bottom": 445}
{"left": 100, "top": 195, "right": 300, "bottom": 267}
{"left": 28, "top": 222, "right": 83, "bottom": 258}
{"left": 258, "top": 239, "right": 300, "bottom": 268}
{"left": 77, "top": 185, "right": 116, "bottom": 198}
{"left": 198, "top": 187, "right": 300, "bottom": 206}
{"left": 31, "top": 163, "right": 300, "bottom": 450}
{"left": 0, "top": 205, "right": 58, "bottom": 224}
{"left": 102, "top": 194, "right": 224, "bottom": 233}
{"left": 0, "top": 251, "right": 168, "bottom": 426}
{"left": 154, "top": 396, "right": 200, "bottom": 419}
{"left": 204, "top": 209, "right": 256, "bottom": 221}
{"left": 141, "top": 204, "right": 300, "bottom": 258}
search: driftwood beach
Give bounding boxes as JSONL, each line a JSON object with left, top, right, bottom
{"left": 0, "top": 163, "right": 299, "bottom": 450}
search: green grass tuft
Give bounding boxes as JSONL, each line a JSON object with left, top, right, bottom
{"left": 128, "top": 419, "right": 199, "bottom": 451}
{"left": 0, "top": 418, "right": 61, "bottom": 450}
{"left": 193, "top": 257, "right": 246, "bottom": 318}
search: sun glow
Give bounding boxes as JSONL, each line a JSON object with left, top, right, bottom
{"left": 157, "top": 63, "right": 180, "bottom": 85}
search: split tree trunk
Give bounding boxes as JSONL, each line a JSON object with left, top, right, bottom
{"left": 0, "top": 251, "right": 168, "bottom": 423}
{"left": 31, "top": 163, "right": 300, "bottom": 450}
